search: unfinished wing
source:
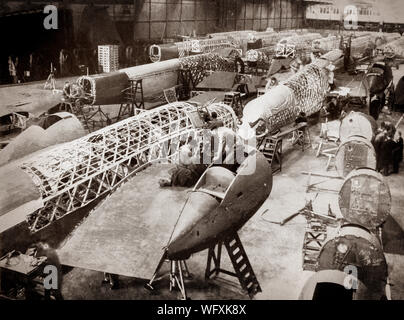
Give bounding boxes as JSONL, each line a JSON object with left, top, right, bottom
{"left": 0, "top": 84, "right": 63, "bottom": 118}
{"left": 57, "top": 164, "right": 187, "bottom": 280}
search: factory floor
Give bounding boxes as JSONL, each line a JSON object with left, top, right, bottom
{"left": 57, "top": 67, "right": 404, "bottom": 300}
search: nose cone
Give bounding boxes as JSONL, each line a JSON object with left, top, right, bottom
{"left": 167, "top": 192, "right": 219, "bottom": 260}
{"left": 167, "top": 152, "right": 272, "bottom": 260}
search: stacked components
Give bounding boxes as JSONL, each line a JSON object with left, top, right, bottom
{"left": 98, "top": 45, "right": 119, "bottom": 73}
{"left": 301, "top": 111, "right": 391, "bottom": 300}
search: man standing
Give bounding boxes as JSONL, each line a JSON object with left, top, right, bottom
{"left": 374, "top": 123, "right": 386, "bottom": 172}
{"left": 59, "top": 49, "right": 69, "bottom": 77}
{"left": 397, "top": 131, "right": 403, "bottom": 163}
{"left": 381, "top": 135, "right": 395, "bottom": 176}
{"left": 8, "top": 56, "right": 17, "bottom": 84}
{"left": 393, "top": 131, "right": 403, "bottom": 173}
{"left": 343, "top": 37, "right": 351, "bottom": 72}
{"left": 326, "top": 64, "right": 336, "bottom": 90}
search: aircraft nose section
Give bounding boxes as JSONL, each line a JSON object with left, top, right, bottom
{"left": 167, "top": 192, "right": 219, "bottom": 260}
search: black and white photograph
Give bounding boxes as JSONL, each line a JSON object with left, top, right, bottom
{"left": 0, "top": 0, "right": 404, "bottom": 309}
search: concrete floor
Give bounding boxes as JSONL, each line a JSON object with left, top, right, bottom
{"left": 57, "top": 64, "right": 404, "bottom": 299}
{"left": 57, "top": 115, "right": 404, "bottom": 300}
{"left": 4, "top": 66, "right": 404, "bottom": 301}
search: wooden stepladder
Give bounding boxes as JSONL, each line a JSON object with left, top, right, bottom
{"left": 224, "top": 92, "right": 243, "bottom": 118}
{"left": 130, "top": 79, "right": 145, "bottom": 113}
{"left": 205, "top": 233, "right": 261, "bottom": 298}
{"left": 259, "top": 136, "right": 282, "bottom": 173}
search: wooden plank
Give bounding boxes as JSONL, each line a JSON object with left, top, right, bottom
{"left": 273, "top": 122, "right": 307, "bottom": 139}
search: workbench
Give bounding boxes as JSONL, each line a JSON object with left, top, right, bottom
{"left": 0, "top": 251, "right": 47, "bottom": 299}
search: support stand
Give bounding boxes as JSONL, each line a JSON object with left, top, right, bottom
{"left": 178, "top": 68, "right": 205, "bottom": 99}
{"left": 205, "top": 233, "right": 261, "bottom": 298}
{"left": 116, "top": 102, "right": 133, "bottom": 122}
{"left": 145, "top": 250, "right": 191, "bottom": 300}
{"left": 85, "top": 106, "right": 112, "bottom": 132}
{"left": 145, "top": 233, "right": 261, "bottom": 299}
{"left": 130, "top": 79, "right": 145, "bottom": 112}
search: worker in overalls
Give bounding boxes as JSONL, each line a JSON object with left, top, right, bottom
{"left": 59, "top": 49, "right": 69, "bottom": 77}
{"left": 159, "top": 137, "right": 207, "bottom": 188}
{"left": 384, "top": 58, "right": 395, "bottom": 112}
{"left": 63, "top": 81, "right": 71, "bottom": 99}
{"left": 392, "top": 131, "right": 403, "bottom": 173}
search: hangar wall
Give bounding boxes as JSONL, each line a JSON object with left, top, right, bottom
{"left": 131, "top": 0, "right": 305, "bottom": 40}
{"left": 1, "top": 0, "right": 306, "bottom": 43}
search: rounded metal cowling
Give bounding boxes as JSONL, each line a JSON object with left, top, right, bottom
{"left": 335, "top": 135, "right": 376, "bottom": 177}
{"left": 338, "top": 169, "right": 391, "bottom": 229}
{"left": 339, "top": 111, "right": 377, "bottom": 142}
{"left": 317, "top": 224, "right": 387, "bottom": 298}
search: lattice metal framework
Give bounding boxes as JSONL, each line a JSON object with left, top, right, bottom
{"left": 312, "top": 35, "right": 342, "bottom": 52}
{"left": 276, "top": 33, "right": 322, "bottom": 57}
{"left": 20, "top": 102, "right": 237, "bottom": 233}
{"left": 383, "top": 37, "right": 404, "bottom": 58}
{"left": 177, "top": 38, "right": 236, "bottom": 57}
{"left": 242, "top": 55, "right": 333, "bottom": 134}
{"left": 246, "top": 47, "right": 276, "bottom": 63}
